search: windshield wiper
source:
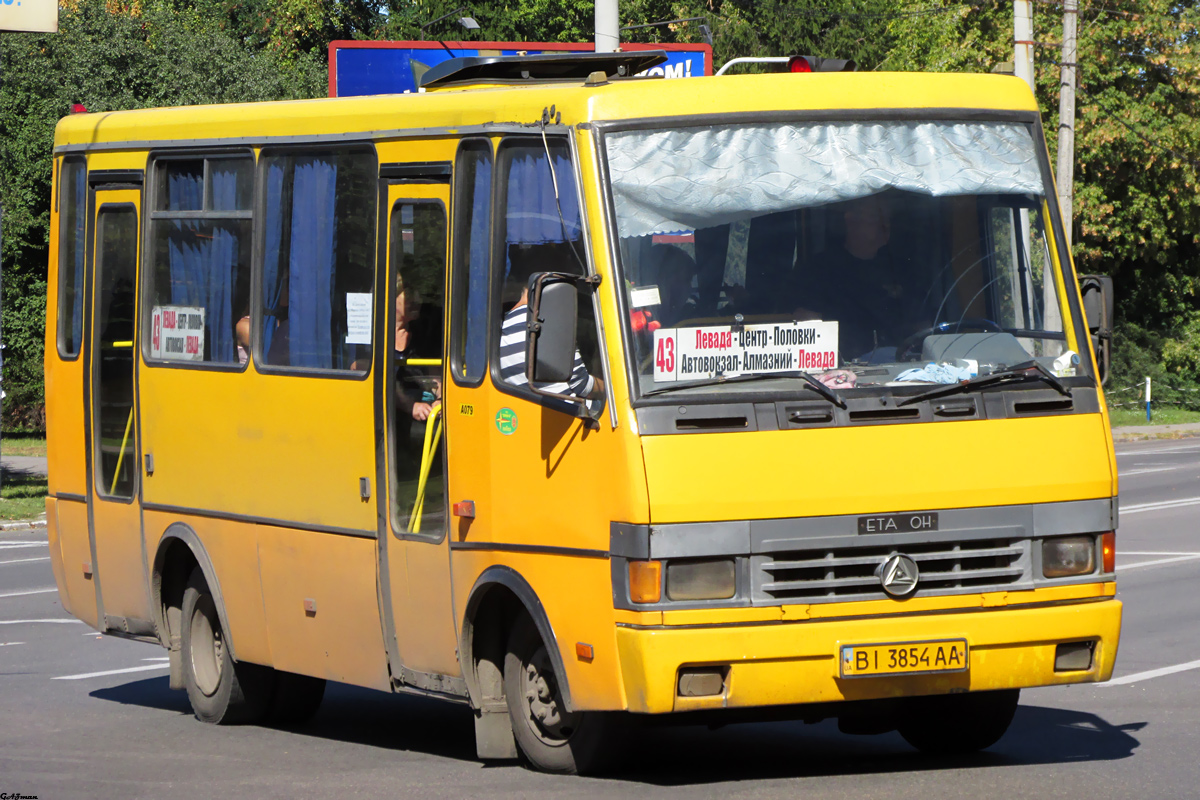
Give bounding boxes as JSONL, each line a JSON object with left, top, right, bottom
{"left": 895, "top": 361, "right": 1071, "bottom": 407}
{"left": 643, "top": 371, "right": 847, "bottom": 408}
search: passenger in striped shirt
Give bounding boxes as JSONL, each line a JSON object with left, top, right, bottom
{"left": 499, "top": 287, "right": 603, "bottom": 400}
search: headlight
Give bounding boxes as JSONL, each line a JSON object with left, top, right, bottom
{"left": 1042, "top": 536, "right": 1096, "bottom": 578}
{"left": 667, "top": 559, "right": 736, "bottom": 601}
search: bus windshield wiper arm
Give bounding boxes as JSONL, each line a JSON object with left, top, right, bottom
{"left": 643, "top": 370, "right": 848, "bottom": 408}
{"left": 895, "top": 360, "right": 1071, "bottom": 407}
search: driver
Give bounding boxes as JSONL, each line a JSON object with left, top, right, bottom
{"left": 804, "top": 194, "right": 918, "bottom": 361}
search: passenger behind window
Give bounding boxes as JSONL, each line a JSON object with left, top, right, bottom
{"left": 394, "top": 273, "right": 442, "bottom": 482}
{"left": 499, "top": 244, "right": 603, "bottom": 401}
{"left": 235, "top": 310, "right": 251, "bottom": 366}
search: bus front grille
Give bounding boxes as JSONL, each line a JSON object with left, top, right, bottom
{"left": 754, "top": 538, "right": 1030, "bottom": 603}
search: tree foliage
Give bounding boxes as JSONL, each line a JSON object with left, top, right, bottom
{"left": 5, "top": 0, "right": 1200, "bottom": 427}
{"left": 0, "top": 0, "right": 325, "bottom": 426}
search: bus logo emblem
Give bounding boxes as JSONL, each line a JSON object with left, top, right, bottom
{"left": 495, "top": 407, "right": 518, "bottom": 435}
{"left": 877, "top": 554, "right": 919, "bottom": 598}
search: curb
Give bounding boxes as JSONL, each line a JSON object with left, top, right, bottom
{"left": 1112, "top": 429, "right": 1200, "bottom": 443}
{"left": 0, "top": 518, "right": 48, "bottom": 532}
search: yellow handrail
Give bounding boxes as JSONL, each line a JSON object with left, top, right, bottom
{"left": 407, "top": 403, "right": 444, "bottom": 534}
{"left": 406, "top": 358, "right": 442, "bottom": 367}
{"left": 109, "top": 408, "right": 134, "bottom": 495}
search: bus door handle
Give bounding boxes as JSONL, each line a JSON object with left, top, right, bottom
{"left": 453, "top": 501, "right": 476, "bottom": 519}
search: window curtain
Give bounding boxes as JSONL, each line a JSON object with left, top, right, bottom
{"left": 262, "top": 162, "right": 287, "bottom": 358}
{"left": 465, "top": 156, "right": 491, "bottom": 375}
{"left": 607, "top": 121, "right": 1046, "bottom": 239}
{"left": 69, "top": 166, "right": 87, "bottom": 345}
{"left": 505, "top": 150, "right": 580, "bottom": 246}
{"left": 163, "top": 167, "right": 237, "bottom": 361}
{"left": 286, "top": 158, "right": 338, "bottom": 368}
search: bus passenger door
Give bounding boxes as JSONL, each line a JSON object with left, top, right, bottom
{"left": 86, "top": 188, "right": 151, "bottom": 629}
{"left": 377, "top": 180, "right": 461, "bottom": 683}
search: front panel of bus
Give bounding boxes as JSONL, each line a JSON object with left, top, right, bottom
{"left": 594, "top": 111, "right": 1121, "bottom": 713}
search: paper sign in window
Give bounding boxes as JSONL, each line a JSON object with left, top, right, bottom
{"left": 345, "top": 292, "right": 373, "bottom": 345}
{"left": 150, "top": 305, "right": 206, "bottom": 362}
{"left": 652, "top": 320, "right": 839, "bottom": 383}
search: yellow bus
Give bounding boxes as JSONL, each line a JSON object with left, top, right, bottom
{"left": 44, "top": 52, "right": 1121, "bottom": 774}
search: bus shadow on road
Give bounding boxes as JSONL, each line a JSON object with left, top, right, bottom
{"left": 606, "top": 704, "right": 1145, "bottom": 786}
{"left": 90, "top": 681, "right": 1143, "bottom": 782}
{"left": 90, "top": 678, "right": 478, "bottom": 762}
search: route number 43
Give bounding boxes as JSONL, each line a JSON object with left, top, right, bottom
{"left": 656, "top": 335, "right": 675, "bottom": 374}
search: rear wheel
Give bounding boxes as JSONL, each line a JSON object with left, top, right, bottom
{"left": 898, "top": 689, "right": 1020, "bottom": 755}
{"left": 180, "top": 567, "right": 273, "bottom": 724}
{"left": 503, "top": 614, "right": 614, "bottom": 774}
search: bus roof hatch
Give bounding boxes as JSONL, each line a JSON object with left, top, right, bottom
{"left": 418, "top": 50, "right": 668, "bottom": 89}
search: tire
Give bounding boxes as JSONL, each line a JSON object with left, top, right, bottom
{"left": 267, "top": 670, "right": 326, "bottom": 727}
{"left": 898, "top": 689, "right": 1020, "bottom": 755}
{"left": 180, "top": 567, "right": 273, "bottom": 724}
{"left": 503, "top": 614, "right": 614, "bottom": 775}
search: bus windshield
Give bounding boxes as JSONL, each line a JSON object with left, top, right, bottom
{"left": 604, "top": 119, "right": 1079, "bottom": 399}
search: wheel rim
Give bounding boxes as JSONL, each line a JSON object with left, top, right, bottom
{"left": 519, "top": 643, "right": 580, "bottom": 746}
{"left": 189, "top": 593, "right": 223, "bottom": 697}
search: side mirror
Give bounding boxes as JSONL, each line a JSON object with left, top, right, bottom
{"left": 529, "top": 278, "right": 578, "bottom": 385}
{"left": 525, "top": 271, "right": 602, "bottom": 414}
{"left": 1079, "top": 274, "right": 1113, "bottom": 385}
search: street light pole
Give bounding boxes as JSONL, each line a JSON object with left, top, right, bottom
{"left": 1057, "top": 0, "right": 1078, "bottom": 250}
{"left": 595, "top": 0, "right": 619, "bottom": 53}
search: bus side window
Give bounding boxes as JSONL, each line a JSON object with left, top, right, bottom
{"left": 492, "top": 137, "right": 601, "bottom": 402}
{"left": 145, "top": 154, "right": 253, "bottom": 366}
{"left": 450, "top": 139, "right": 492, "bottom": 384}
{"left": 258, "top": 147, "right": 377, "bottom": 372}
{"left": 57, "top": 157, "right": 88, "bottom": 358}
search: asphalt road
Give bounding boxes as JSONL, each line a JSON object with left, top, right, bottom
{"left": 2, "top": 438, "right": 1199, "bottom": 799}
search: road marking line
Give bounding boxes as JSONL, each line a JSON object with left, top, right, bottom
{"left": 0, "top": 619, "right": 82, "bottom": 625}
{"left": 0, "top": 642, "right": 26, "bottom": 647}
{"left": 0, "top": 556, "right": 51, "bottom": 566}
{"left": 1121, "top": 497, "right": 1200, "bottom": 515}
{"left": 53, "top": 664, "right": 170, "bottom": 681}
{"left": 1118, "top": 555, "right": 1200, "bottom": 571}
{"left": 1103, "top": 659, "right": 1200, "bottom": 687}
{"left": 142, "top": 657, "right": 169, "bottom": 662}
{"left": 0, "top": 587, "right": 58, "bottom": 599}
{"left": 0, "top": 542, "right": 49, "bottom": 550}
{"left": 1121, "top": 467, "right": 1184, "bottom": 477}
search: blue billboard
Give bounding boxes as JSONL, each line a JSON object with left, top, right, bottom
{"left": 329, "top": 40, "right": 711, "bottom": 97}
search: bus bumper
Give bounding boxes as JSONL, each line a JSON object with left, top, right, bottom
{"left": 614, "top": 596, "right": 1122, "bottom": 714}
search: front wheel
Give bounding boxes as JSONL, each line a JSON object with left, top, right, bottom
{"left": 180, "top": 567, "right": 273, "bottom": 724}
{"left": 898, "top": 689, "right": 1020, "bottom": 755}
{"left": 503, "top": 614, "right": 614, "bottom": 774}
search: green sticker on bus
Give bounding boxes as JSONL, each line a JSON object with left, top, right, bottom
{"left": 495, "top": 407, "right": 518, "bottom": 435}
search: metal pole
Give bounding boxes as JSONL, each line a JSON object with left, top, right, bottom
{"left": 595, "top": 0, "right": 619, "bottom": 53}
{"left": 1014, "top": 0, "right": 1035, "bottom": 93}
{"left": 1056, "top": 0, "right": 1077, "bottom": 250}
{"left": 1, "top": 52, "right": 5, "bottom": 488}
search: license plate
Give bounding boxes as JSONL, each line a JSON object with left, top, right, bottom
{"left": 840, "top": 639, "right": 968, "bottom": 678}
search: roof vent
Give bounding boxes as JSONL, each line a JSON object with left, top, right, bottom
{"left": 419, "top": 51, "right": 668, "bottom": 89}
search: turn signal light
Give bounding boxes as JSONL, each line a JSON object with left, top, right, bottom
{"left": 1102, "top": 531, "right": 1116, "bottom": 574}
{"left": 628, "top": 560, "right": 662, "bottom": 604}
